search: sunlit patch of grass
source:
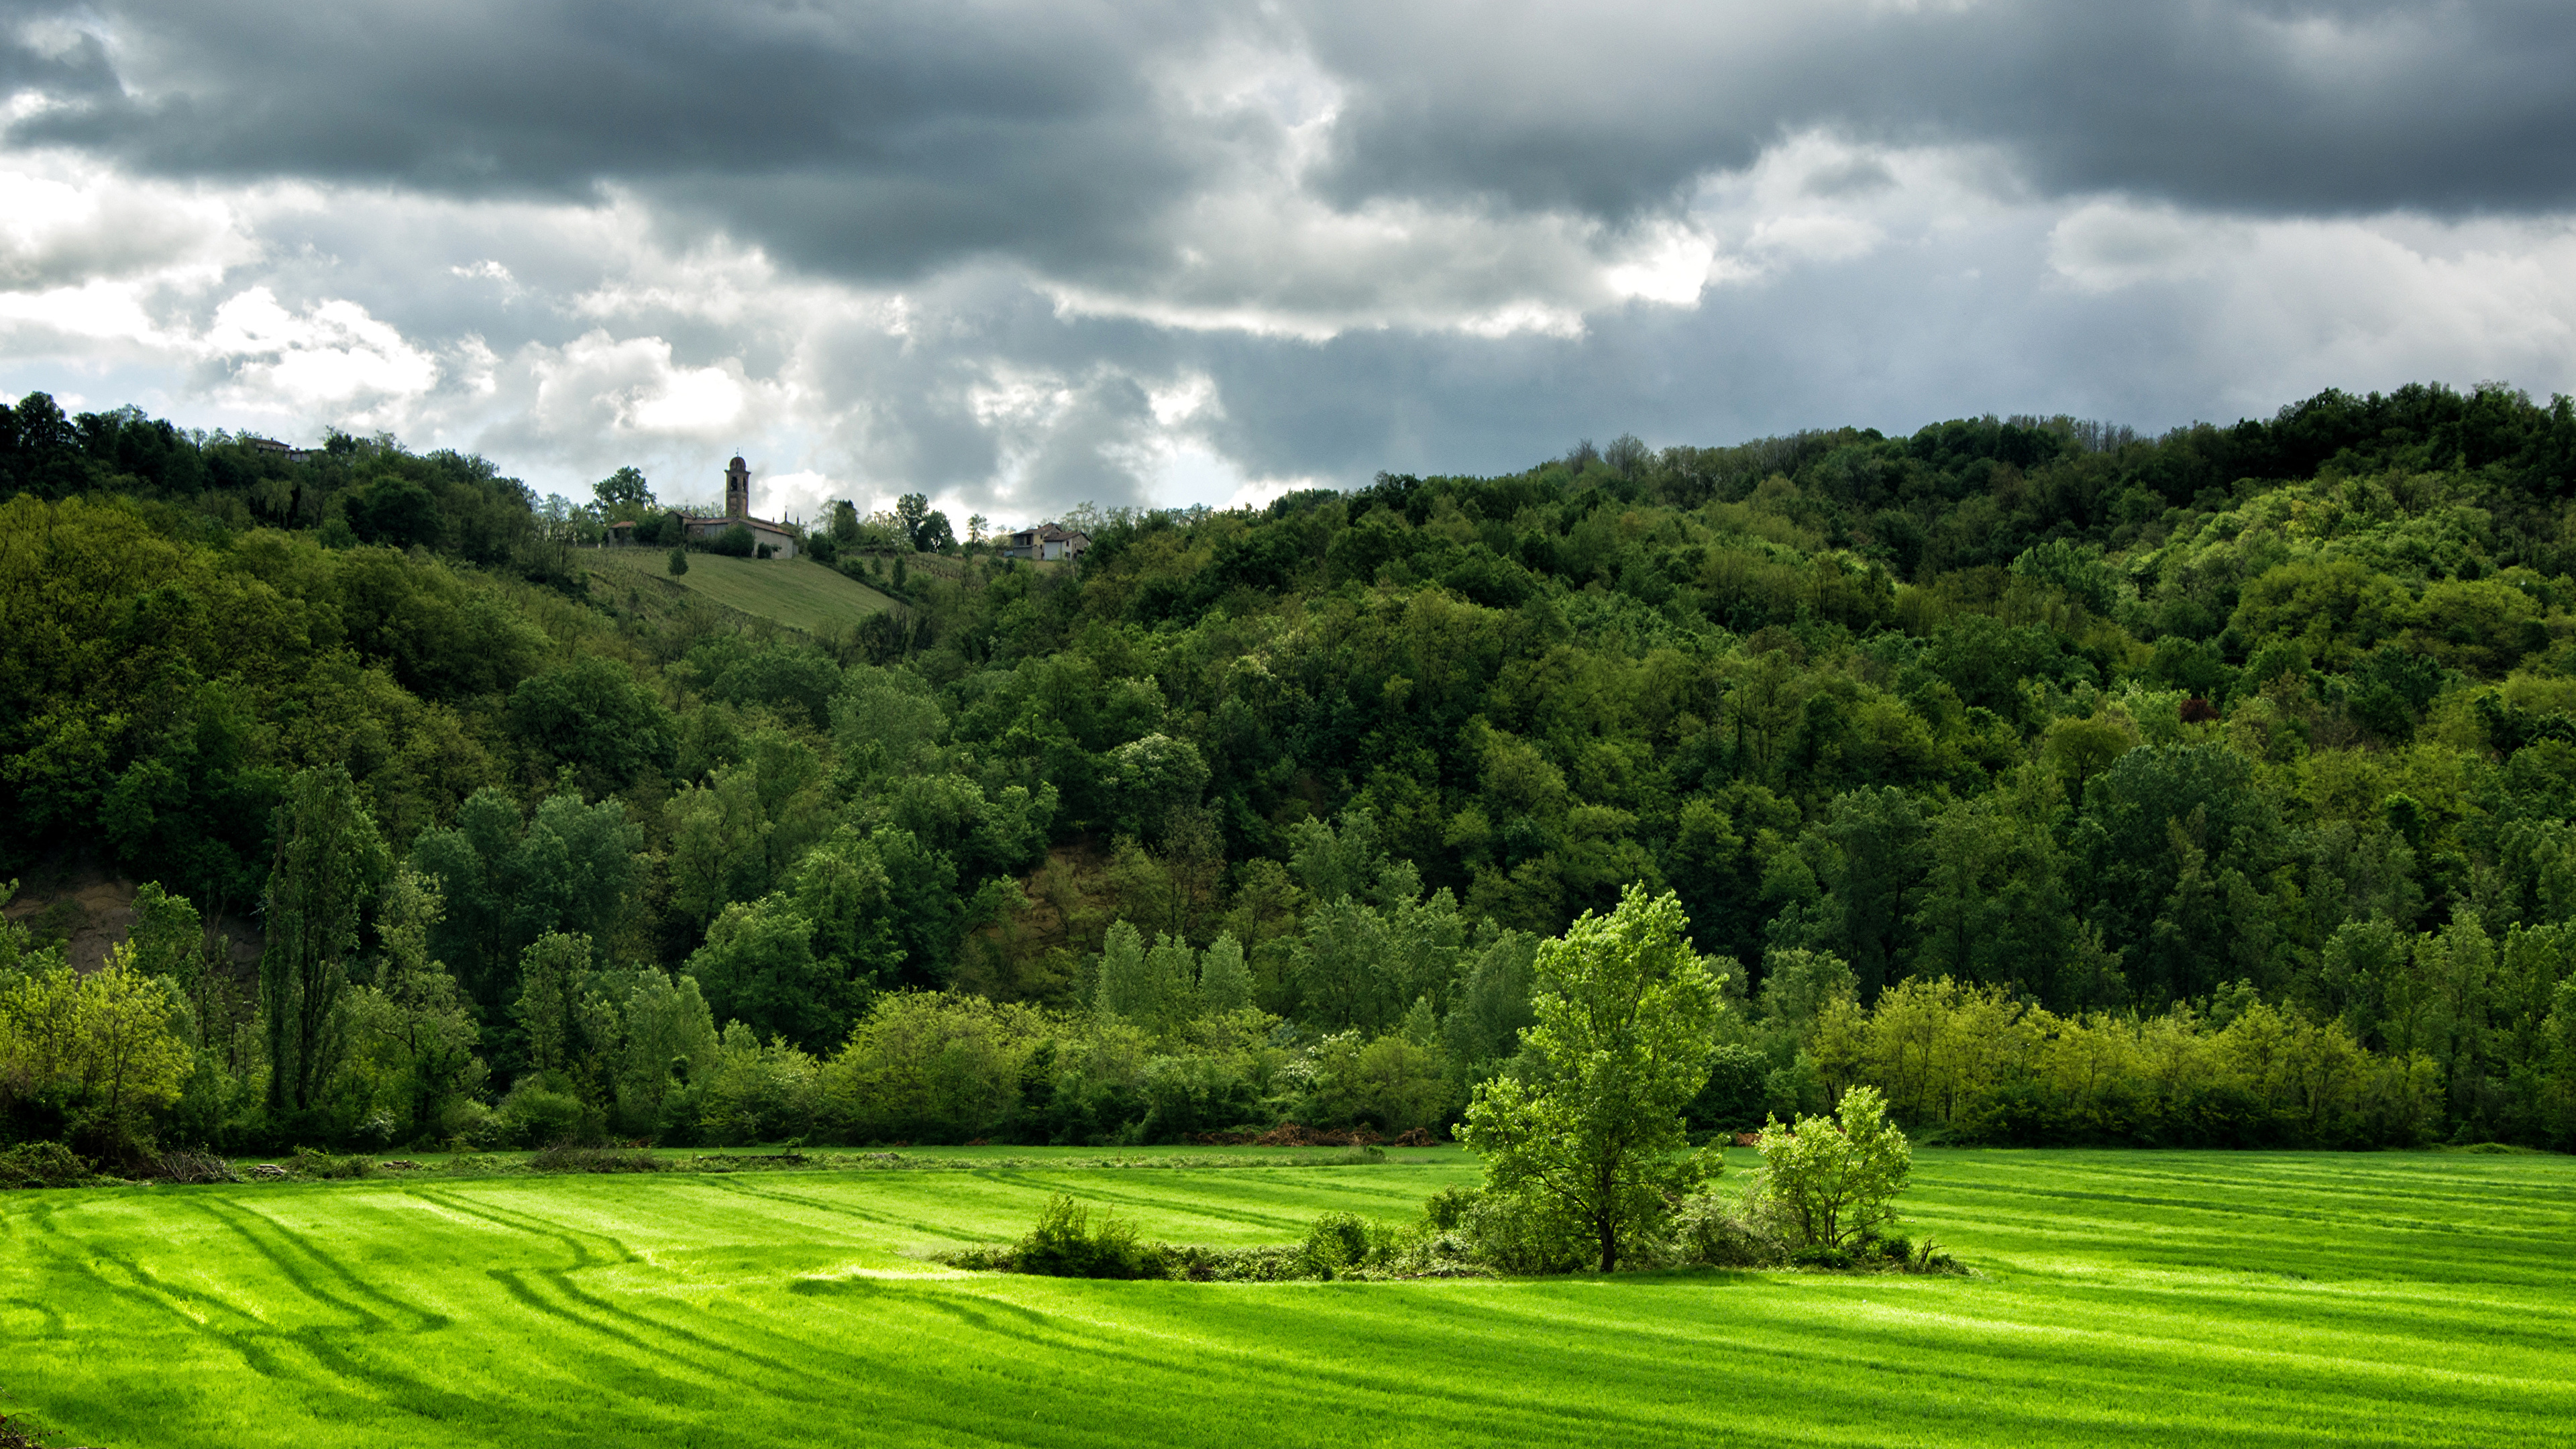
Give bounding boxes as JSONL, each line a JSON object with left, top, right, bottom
{"left": 6, "top": 1148, "right": 2571, "bottom": 1446}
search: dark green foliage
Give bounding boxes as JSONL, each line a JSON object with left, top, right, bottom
{"left": 0, "top": 1141, "right": 90, "bottom": 1189}
{"left": 11, "top": 380, "right": 2576, "bottom": 1158}
{"left": 261, "top": 767, "right": 390, "bottom": 1121}
{"left": 505, "top": 657, "right": 678, "bottom": 793}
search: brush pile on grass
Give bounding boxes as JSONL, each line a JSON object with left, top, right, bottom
{"left": 527, "top": 1143, "right": 667, "bottom": 1174}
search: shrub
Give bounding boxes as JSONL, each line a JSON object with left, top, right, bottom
{"left": 667, "top": 546, "right": 688, "bottom": 576}
{"left": 822, "top": 994, "right": 1044, "bottom": 1144}
{"left": 1667, "top": 1188, "right": 1783, "bottom": 1267}
{"left": 1297, "top": 1211, "right": 1375, "bottom": 1277}
{"left": 289, "top": 1146, "right": 373, "bottom": 1179}
{"left": 0, "top": 1141, "right": 90, "bottom": 1189}
{"left": 1454, "top": 1187, "right": 1592, "bottom": 1275}
{"left": 1743, "top": 1084, "right": 1913, "bottom": 1253}
{"left": 495, "top": 1082, "right": 591, "bottom": 1148}
{"left": 1013, "top": 1194, "right": 1159, "bottom": 1279}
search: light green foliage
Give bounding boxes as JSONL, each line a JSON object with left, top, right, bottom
{"left": 823, "top": 992, "right": 1048, "bottom": 1143}
{"left": 1196, "top": 932, "right": 1252, "bottom": 1015}
{"left": 696, "top": 1021, "right": 820, "bottom": 1144}
{"left": 343, "top": 869, "right": 482, "bottom": 1144}
{"left": 1291, "top": 886, "right": 1467, "bottom": 1034}
{"left": 1303, "top": 1029, "right": 1456, "bottom": 1136}
{"left": 1459, "top": 886, "right": 1726, "bottom": 1270}
{"left": 1747, "top": 1083, "right": 1913, "bottom": 1252}
{"left": 1441, "top": 927, "right": 1539, "bottom": 1070}
{"left": 0, "top": 942, "right": 191, "bottom": 1151}
{"left": 1095, "top": 920, "right": 1150, "bottom": 1020}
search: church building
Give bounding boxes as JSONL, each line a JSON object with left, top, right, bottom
{"left": 682, "top": 455, "right": 797, "bottom": 559}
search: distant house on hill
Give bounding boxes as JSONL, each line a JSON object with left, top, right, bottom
{"left": 1001, "top": 523, "right": 1089, "bottom": 561}
{"left": 669, "top": 455, "right": 797, "bottom": 558}
{"left": 242, "top": 435, "right": 317, "bottom": 464}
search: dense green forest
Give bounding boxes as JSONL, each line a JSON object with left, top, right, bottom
{"left": 5, "top": 381, "right": 2576, "bottom": 1163}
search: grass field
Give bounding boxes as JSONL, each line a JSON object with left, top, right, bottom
{"left": 587, "top": 549, "right": 896, "bottom": 633}
{"left": 4, "top": 1146, "right": 2571, "bottom": 1447}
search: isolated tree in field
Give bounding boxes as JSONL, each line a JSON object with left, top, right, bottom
{"left": 1458, "top": 885, "right": 1726, "bottom": 1271}
{"left": 262, "top": 767, "right": 389, "bottom": 1118}
{"left": 1746, "top": 1083, "right": 1911, "bottom": 1253}
{"left": 668, "top": 545, "right": 688, "bottom": 576}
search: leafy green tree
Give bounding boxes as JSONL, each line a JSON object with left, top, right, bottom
{"left": 687, "top": 898, "right": 839, "bottom": 1051}
{"left": 1746, "top": 1083, "right": 1912, "bottom": 1252}
{"left": 1909, "top": 778, "right": 2083, "bottom": 1005}
{"left": 607, "top": 969, "right": 718, "bottom": 1137}
{"left": 1197, "top": 932, "right": 1252, "bottom": 1015}
{"left": 594, "top": 466, "right": 654, "bottom": 516}
{"left": 1459, "top": 886, "right": 1727, "bottom": 1271}
{"left": 348, "top": 868, "right": 482, "bottom": 1140}
{"left": 513, "top": 931, "right": 594, "bottom": 1079}
{"left": 504, "top": 657, "right": 678, "bottom": 794}
{"left": 261, "top": 766, "right": 390, "bottom": 1120}
{"left": 1095, "top": 920, "right": 1151, "bottom": 1019}
{"left": 668, "top": 545, "right": 688, "bottom": 576}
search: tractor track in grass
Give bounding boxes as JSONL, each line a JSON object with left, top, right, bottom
{"left": 5, "top": 1147, "right": 2571, "bottom": 1447}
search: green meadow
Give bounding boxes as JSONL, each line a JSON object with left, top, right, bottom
{"left": 5, "top": 1148, "right": 2571, "bottom": 1448}
{"left": 587, "top": 548, "right": 896, "bottom": 633}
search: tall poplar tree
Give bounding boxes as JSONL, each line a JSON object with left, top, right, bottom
{"left": 261, "top": 767, "right": 388, "bottom": 1119}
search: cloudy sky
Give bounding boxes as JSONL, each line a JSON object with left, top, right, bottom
{"left": 2, "top": 1, "right": 2572, "bottom": 525}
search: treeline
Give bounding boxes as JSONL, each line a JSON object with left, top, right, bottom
{"left": 4, "top": 381, "right": 2576, "bottom": 1161}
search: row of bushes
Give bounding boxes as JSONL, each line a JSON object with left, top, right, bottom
{"left": 433, "top": 991, "right": 1465, "bottom": 1152}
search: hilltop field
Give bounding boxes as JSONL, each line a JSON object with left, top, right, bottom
{"left": 584, "top": 547, "right": 899, "bottom": 633}
{"left": 5, "top": 1147, "right": 2570, "bottom": 1448}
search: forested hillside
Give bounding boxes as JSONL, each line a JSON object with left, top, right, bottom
{"left": 5, "top": 382, "right": 2575, "bottom": 1163}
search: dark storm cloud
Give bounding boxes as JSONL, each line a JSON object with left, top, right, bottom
{"left": 5, "top": 0, "right": 2571, "bottom": 301}
{"left": 1306, "top": 1, "right": 2576, "bottom": 221}
{"left": 7, "top": 0, "right": 1243, "bottom": 278}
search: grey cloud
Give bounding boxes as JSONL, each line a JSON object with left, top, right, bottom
{"left": 1305, "top": 1, "right": 2576, "bottom": 221}
{"left": 12, "top": 0, "right": 1246, "bottom": 280}
{"left": 3, "top": 0, "right": 2568, "bottom": 321}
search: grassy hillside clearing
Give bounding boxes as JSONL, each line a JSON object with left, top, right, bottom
{"left": 586, "top": 547, "right": 896, "bottom": 633}
{"left": 4, "top": 1147, "right": 2571, "bottom": 1448}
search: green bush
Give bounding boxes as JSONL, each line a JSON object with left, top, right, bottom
{"left": 290, "top": 1146, "right": 373, "bottom": 1179}
{"left": 0, "top": 1141, "right": 91, "bottom": 1189}
{"left": 1744, "top": 1084, "right": 1913, "bottom": 1252}
{"left": 496, "top": 1082, "right": 591, "bottom": 1148}
{"left": 1013, "top": 1194, "right": 1159, "bottom": 1279}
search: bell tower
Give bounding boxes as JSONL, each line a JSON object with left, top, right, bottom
{"left": 724, "top": 455, "right": 749, "bottom": 519}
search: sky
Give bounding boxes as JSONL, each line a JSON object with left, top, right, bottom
{"left": 1, "top": 1, "right": 2572, "bottom": 527}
